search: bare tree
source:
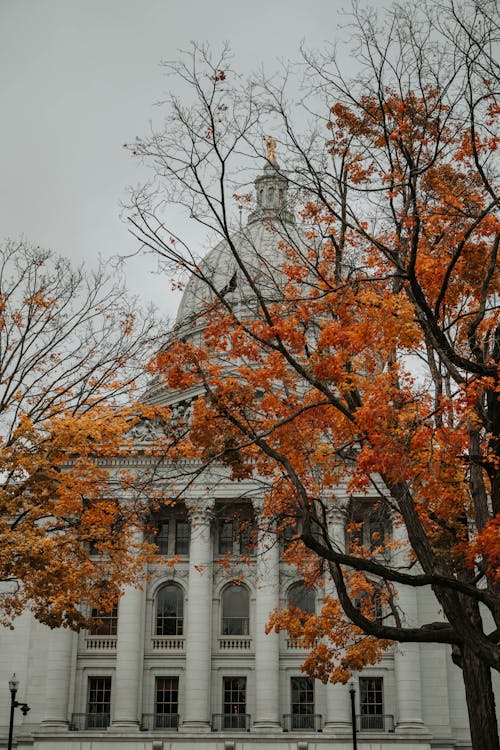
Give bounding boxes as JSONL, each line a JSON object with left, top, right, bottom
{"left": 0, "top": 240, "right": 166, "bottom": 627}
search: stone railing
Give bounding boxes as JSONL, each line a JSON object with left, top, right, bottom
{"left": 286, "top": 638, "right": 306, "bottom": 650}
{"left": 218, "top": 637, "right": 252, "bottom": 650}
{"left": 151, "top": 636, "right": 185, "bottom": 650}
{"left": 84, "top": 636, "right": 117, "bottom": 651}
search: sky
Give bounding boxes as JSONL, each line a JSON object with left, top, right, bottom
{"left": 0, "top": 0, "right": 351, "bottom": 320}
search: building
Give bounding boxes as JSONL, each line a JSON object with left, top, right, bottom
{"left": 0, "top": 161, "right": 497, "bottom": 750}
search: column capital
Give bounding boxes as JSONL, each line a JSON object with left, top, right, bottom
{"left": 186, "top": 497, "right": 215, "bottom": 525}
{"left": 325, "top": 506, "right": 344, "bottom": 527}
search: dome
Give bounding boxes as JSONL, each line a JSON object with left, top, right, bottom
{"left": 175, "top": 160, "right": 302, "bottom": 335}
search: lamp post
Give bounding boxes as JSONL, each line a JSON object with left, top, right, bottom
{"left": 8, "top": 674, "right": 30, "bottom": 750}
{"left": 348, "top": 679, "right": 358, "bottom": 750}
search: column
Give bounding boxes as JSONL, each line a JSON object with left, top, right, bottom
{"left": 111, "top": 582, "right": 145, "bottom": 728}
{"left": 323, "top": 508, "right": 351, "bottom": 734}
{"left": 181, "top": 498, "right": 214, "bottom": 732}
{"left": 41, "top": 625, "right": 74, "bottom": 728}
{"left": 394, "top": 585, "right": 427, "bottom": 733}
{"left": 393, "top": 520, "right": 427, "bottom": 734}
{"left": 252, "top": 498, "right": 281, "bottom": 730}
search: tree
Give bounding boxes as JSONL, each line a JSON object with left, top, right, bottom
{"left": 128, "top": 2, "right": 500, "bottom": 747}
{"left": 0, "top": 240, "right": 165, "bottom": 629}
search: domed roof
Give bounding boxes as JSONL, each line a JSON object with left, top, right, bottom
{"left": 175, "top": 160, "right": 303, "bottom": 334}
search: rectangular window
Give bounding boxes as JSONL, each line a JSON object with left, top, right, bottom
{"left": 155, "top": 676, "right": 179, "bottom": 729}
{"left": 219, "top": 520, "right": 234, "bottom": 554}
{"left": 283, "top": 519, "right": 299, "bottom": 550}
{"left": 157, "top": 521, "right": 169, "bottom": 555}
{"left": 346, "top": 501, "right": 389, "bottom": 553}
{"left": 223, "top": 676, "right": 246, "bottom": 729}
{"left": 87, "top": 676, "right": 111, "bottom": 728}
{"left": 89, "top": 606, "right": 118, "bottom": 636}
{"left": 239, "top": 519, "right": 254, "bottom": 554}
{"left": 175, "top": 520, "right": 189, "bottom": 555}
{"left": 359, "top": 676, "right": 384, "bottom": 730}
{"left": 291, "top": 677, "right": 314, "bottom": 729}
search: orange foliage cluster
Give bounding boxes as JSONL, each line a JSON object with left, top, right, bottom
{"left": 150, "top": 83, "right": 499, "bottom": 683}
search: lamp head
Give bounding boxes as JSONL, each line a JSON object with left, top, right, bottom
{"left": 348, "top": 678, "right": 356, "bottom": 693}
{"left": 9, "top": 673, "right": 19, "bottom": 693}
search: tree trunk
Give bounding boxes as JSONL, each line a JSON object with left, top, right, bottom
{"left": 462, "top": 645, "right": 500, "bottom": 750}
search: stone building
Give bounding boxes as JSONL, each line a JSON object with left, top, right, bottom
{"left": 0, "top": 161, "right": 497, "bottom": 750}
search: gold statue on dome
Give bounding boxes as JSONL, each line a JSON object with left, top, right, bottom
{"left": 266, "top": 136, "right": 277, "bottom": 164}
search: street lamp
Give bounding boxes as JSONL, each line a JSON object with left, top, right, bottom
{"left": 348, "top": 678, "right": 358, "bottom": 750}
{"left": 8, "top": 674, "right": 30, "bottom": 750}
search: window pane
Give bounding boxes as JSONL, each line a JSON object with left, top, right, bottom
{"left": 156, "top": 584, "right": 184, "bottom": 635}
{"left": 155, "top": 676, "right": 179, "bottom": 727}
{"left": 219, "top": 520, "right": 233, "bottom": 554}
{"left": 175, "top": 520, "right": 189, "bottom": 555}
{"left": 288, "top": 583, "right": 315, "bottom": 614}
{"left": 239, "top": 519, "right": 254, "bottom": 553}
{"left": 87, "top": 676, "right": 111, "bottom": 728}
{"left": 222, "top": 584, "right": 249, "bottom": 635}
{"left": 291, "top": 677, "right": 314, "bottom": 728}
{"left": 360, "top": 677, "right": 383, "bottom": 729}
{"left": 90, "top": 606, "right": 118, "bottom": 636}
{"left": 223, "top": 676, "right": 246, "bottom": 728}
{"left": 157, "top": 521, "right": 169, "bottom": 555}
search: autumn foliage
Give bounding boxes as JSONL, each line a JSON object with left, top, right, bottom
{"left": 130, "top": 4, "right": 499, "bottom": 748}
{"left": 0, "top": 242, "right": 163, "bottom": 628}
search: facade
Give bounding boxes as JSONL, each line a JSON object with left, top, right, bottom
{"left": 1, "top": 162, "right": 498, "bottom": 750}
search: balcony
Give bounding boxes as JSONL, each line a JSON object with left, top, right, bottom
{"left": 151, "top": 636, "right": 185, "bottom": 650}
{"left": 357, "top": 714, "right": 395, "bottom": 732}
{"left": 286, "top": 638, "right": 306, "bottom": 650}
{"left": 282, "top": 714, "right": 323, "bottom": 732}
{"left": 141, "top": 713, "right": 180, "bottom": 731}
{"left": 70, "top": 713, "right": 110, "bottom": 730}
{"left": 218, "top": 636, "right": 252, "bottom": 650}
{"left": 83, "top": 636, "right": 117, "bottom": 651}
{"left": 211, "top": 713, "right": 251, "bottom": 731}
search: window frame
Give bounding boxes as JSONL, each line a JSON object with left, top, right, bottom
{"left": 287, "top": 581, "right": 315, "bottom": 615}
{"left": 175, "top": 519, "right": 190, "bottom": 555}
{"left": 155, "top": 583, "right": 184, "bottom": 636}
{"left": 86, "top": 675, "right": 111, "bottom": 728}
{"left": 359, "top": 676, "right": 384, "bottom": 730}
{"left": 155, "top": 676, "right": 179, "bottom": 728}
{"left": 222, "top": 676, "right": 247, "bottom": 728}
{"left": 89, "top": 605, "right": 118, "bottom": 636}
{"left": 346, "top": 500, "right": 390, "bottom": 553}
{"left": 156, "top": 520, "right": 169, "bottom": 555}
{"left": 221, "top": 583, "right": 250, "bottom": 636}
{"left": 290, "top": 676, "right": 315, "bottom": 729}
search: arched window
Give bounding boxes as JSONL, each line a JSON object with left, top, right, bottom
{"left": 288, "top": 582, "right": 315, "bottom": 614}
{"left": 156, "top": 584, "right": 184, "bottom": 635}
{"left": 221, "top": 583, "right": 249, "bottom": 635}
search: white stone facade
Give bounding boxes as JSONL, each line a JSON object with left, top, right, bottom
{"left": 1, "top": 491, "right": 498, "bottom": 749}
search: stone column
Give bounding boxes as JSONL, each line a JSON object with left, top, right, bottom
{"left": 112, "top": 532, "right": 146, "bottom": 730}
{"left": 181, "top": 498, "right": 214, "bottom": 732}
{"left": 41, "top": 625, "right": 74, "bottom": 727}
{"left": 111, "top": 584, "right": 145, "bottom": 728}
{"left": 323, "top": 508, "right": 351, "bottom": 734}
{"left": 393, "top": 520, "right": 427, "bottom": 734}
{"left": 253, "top": 499, "right": 281, "bottom": 731}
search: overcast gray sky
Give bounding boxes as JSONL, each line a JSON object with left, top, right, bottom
{"left": 1, "top": 0, "right": 351, "bottom": 319}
